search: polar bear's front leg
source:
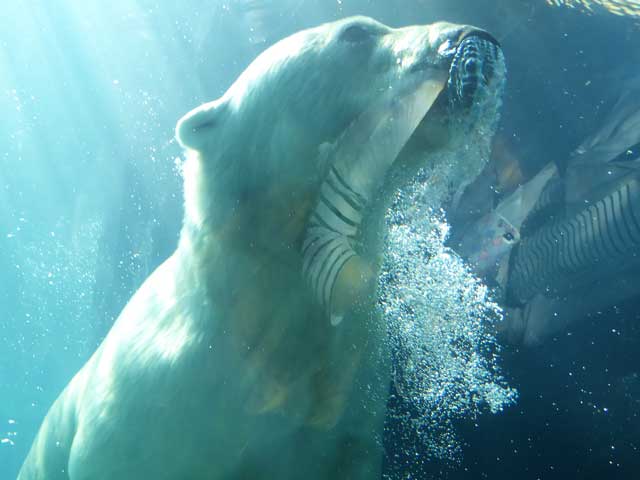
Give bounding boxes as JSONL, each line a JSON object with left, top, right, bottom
{"left": 302, "top": 79, "right": 445, "bottom": 324}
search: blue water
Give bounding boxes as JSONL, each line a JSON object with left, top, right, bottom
{"left": 2, "top": 1, "right": 639, "bottom": 478}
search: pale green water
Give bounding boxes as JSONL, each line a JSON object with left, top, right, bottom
{"left": 2, "top": 1, "right": 640, "bottom": 479}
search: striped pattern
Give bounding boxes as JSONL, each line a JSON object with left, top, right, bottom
{"left": 302, "top": 166, "right": 367, "bottom": 310}
{"left": 448, "top": 36, "right": 502, "bottom": 111}
{"left": 508, "top": 177, "right": 640, "bottom": 304}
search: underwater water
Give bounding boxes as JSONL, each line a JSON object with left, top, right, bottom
{"left": 2, "top": 1, "right": 640, "bottom": 479}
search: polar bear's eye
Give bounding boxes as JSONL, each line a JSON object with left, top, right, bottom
{"left": 339, "top": 25, "right": 374, "bottom": 44}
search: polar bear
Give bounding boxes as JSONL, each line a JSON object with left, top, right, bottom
{"left": 19, "top": 16, "right": 504, "bottom": 480}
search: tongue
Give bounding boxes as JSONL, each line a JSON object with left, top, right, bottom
{"left": 301, "top": 78, "right": 446, "bottom": 322}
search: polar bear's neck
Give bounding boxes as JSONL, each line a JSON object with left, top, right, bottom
{"left": 177, "top": 150, "right": 296, "bottom": 302}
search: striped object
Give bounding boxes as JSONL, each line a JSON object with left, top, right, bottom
{"left": 508, "top": 176, "right": 640, "bottom": 304}
{"left": 302, "top": 165, "right": 366, "bottom": 312}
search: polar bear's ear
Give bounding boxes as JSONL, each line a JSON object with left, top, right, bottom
{"left": 176, "top": 99, "right": 229, "bottom": 152}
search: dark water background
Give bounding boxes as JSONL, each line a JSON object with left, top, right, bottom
{"left": 1, "top": 1, "right": 639, "bottom": 478}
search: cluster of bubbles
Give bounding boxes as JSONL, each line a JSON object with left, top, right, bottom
{"left": 18, "top": 217, "right": 104, "bottom": 359}
{"left": 377, "top": 56, "right": 516, "bottom": 463}
{"left": 379, "top": 201, "right": 517, "bottom": 461}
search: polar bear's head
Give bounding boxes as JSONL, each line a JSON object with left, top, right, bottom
{"left": 176, "top": 16, "right": 504, "bottom": 245}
